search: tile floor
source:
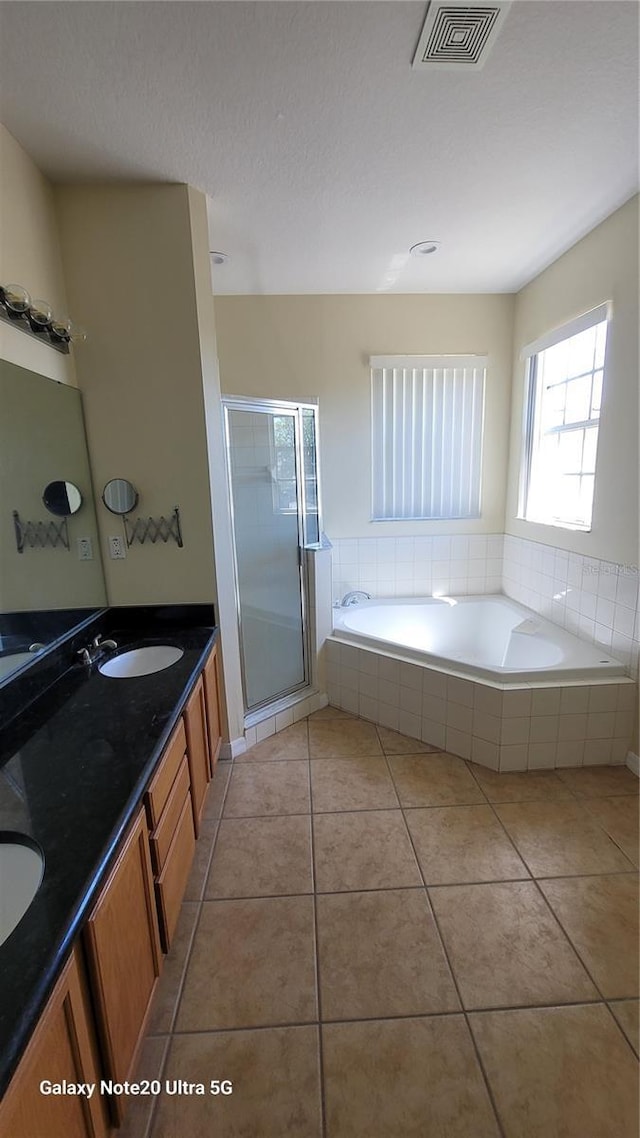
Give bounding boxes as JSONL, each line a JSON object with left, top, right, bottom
{"left": 123, "top": 708, "right": 639, "bottom": 1138}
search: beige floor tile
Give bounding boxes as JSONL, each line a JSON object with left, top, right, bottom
{"left": 389, "top": 753, "right": 486, "bottom": 807}
{"left": 223, "top": 760, "right": 310, "bottom": 817}
{"left": 557, "top": 764, "right": 640, "bottom": 797}
{"left": 310, "top": 757, "right": 399, "bottom": 812}
{"left": 176, "top": 896, "right": 317, "bottom": 1031}
{"left": 539, "top": 874, "right": 639, "bottom": 998}
{"left": 313, "top": 810, "right": 421, "bottom": 891}
{"left": 308, "top": 706, "right": 357, "bottom": 720}
{"left": 468, "top": 765, "right": 574, "bottom": 803}
{"left": 406, "top": 805, "right": 530, "bottom": 885}
{"left": 609, "top": 1000, "right": 639, "bottom": 1056}
{"left": 120, "top": 1034, "right": 169, "bottom": 1138}
{"left": 495, "top": 799, "right": 635, "bottom": 877}
{"left": 430, "top": 881, "right": 598, "bottom": 1009}
{"left": 147, "top": 902, "right": 200, "bottom": 1034}
{"left": 582, "top": 795, "right": 639, "bottom": 866}
{"left": 309, "top": 718, "right": 383, "bottom": 757}
{"left": 470, "top": 1004, "right": 640, "bottom": 1137}
{"left": 151, "top": 1025, "right": 322, "bottom": 1138}
{"left": 202, "top": 761, "right": 231, "bottom": 820}
{"left": 205, "top": 814, "right": 313, "bottom": 898}
{"left": 236, "top": 721, "right": 309, "bottom": 762}
{"left": 322, "top": 1016, "right": 500, "bottom": 1138}
{"left": 376, "top": 726, "right": 438, "bottom": 754}
{"left": 184, "top": 820, "right": 218, "bottom": 901}
{"left": 317, "top": 889, "right": 459, "bottom": 1019}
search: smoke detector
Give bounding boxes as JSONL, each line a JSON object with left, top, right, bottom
{"left": 413, "top": 1, "right": 511, "bottom": 71}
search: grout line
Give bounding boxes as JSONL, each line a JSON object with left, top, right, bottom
{"left": 308, "top": 745, "right": 328, "bottom": 1138}
{"left": 141, "top": 1032, "right": 171, "bottom": 1138}
{"left": 604, "top": 1000, "right": 640, "bottom": 1059}
{"left": 380, "top": 747, "right": 508, "bottom": 1138}
{"left": 164, "top": 996, "right": 615, "bottom": 1037}
{"left": 462, "top": 761, "right": 636, "bottom": 1011}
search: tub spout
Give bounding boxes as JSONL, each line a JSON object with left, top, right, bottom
{"left": 341, "top": 591, "right": 372, "bottom": 606}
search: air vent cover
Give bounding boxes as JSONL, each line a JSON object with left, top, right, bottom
{"left": 413, "top": 1, "right": 511, "bottom": 71}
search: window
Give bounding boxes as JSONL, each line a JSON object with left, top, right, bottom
{"left": 268, "top": 404, "right": 321, "bottom": 545}
{"left": 519, "top": 304, "right": 610, "bottom": 531}
{"left": 370, "top": 355, "right": 486, "bottom": 520}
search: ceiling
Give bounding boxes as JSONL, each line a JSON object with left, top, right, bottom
{"left": 0, "top": 1, "right": 638, "bottom": 295}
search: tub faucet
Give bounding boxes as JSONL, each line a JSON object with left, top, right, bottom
{"left": 341, "top": 591, "right": 371, "bottom": 606}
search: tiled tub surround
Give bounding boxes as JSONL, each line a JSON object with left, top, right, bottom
{"left": 330, "top": 533, "right": 639, "bottom": 681}
{"left": 324, "top": 639, "right": 637, "bottom": 772}
{"left": 503, "top": 536, "right": 640, "bottom": 680}
{"left": 331, "top": 534, "right": 504, "bottom": 604}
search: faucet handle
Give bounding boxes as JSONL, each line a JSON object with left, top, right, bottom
{"left": 91, "top": 634, "right": 103, "bottom": 649}
{"left": 77, "top": 647, "right": 91, "bottom": 665}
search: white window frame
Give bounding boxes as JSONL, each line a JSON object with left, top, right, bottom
{"left": 518, "top": 303, "right": 611, "bottom": 532}
{"left": 370, "top": 355, "right": 486, "bottom": 521}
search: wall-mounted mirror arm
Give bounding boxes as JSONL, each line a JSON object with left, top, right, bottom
{"left": 12, "top": 511, "right": 70, "bottom": 554}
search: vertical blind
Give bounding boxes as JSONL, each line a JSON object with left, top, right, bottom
{"left": 370, "top": 356, "right": 486, "bottom": 520}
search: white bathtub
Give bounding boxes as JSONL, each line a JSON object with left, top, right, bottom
{"left": 332, "top": 595, "right": 625, "bottom": 683}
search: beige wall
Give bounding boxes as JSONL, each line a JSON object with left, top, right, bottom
{"left": 505, "top": 195, "right": 639, "bottom": 566}
{"left": 55, "top": 184, "right": 216, "bottom": 606}
{"left": 214, "top": 294, "right": 515, "bottom": 539}
{"left": 0, "top": 125, "right": 75, "bottom": 386}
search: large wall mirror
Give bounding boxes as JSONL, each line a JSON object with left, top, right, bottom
{"left": 0, "top": 360, "right": 107, "bottom": 684}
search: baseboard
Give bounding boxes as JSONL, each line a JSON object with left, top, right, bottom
{"left": 626, "top": 751, "right": 639, "bottom": 777}
{"left": 220, "top": 736, "right": 247, "bottom": 760}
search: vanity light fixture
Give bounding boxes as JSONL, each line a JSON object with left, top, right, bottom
{"left": 409, "top": 241, "right": 441, "bottom": 257}
{"left": 0, "top": 283, "right": 86, "bottom": 354}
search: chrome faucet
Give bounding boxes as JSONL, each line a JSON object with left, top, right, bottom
{"left": 340, "top": 591, "right": 372, "bottom": 606}
{"left": 77, "top": 633, "right": 118, "bottom": 667}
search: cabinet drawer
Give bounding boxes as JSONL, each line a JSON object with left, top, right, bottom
{"left": 146, "top": 718, "right": 187, "bottom": 828}
{"left": 155, "top": 794, "right": 196, "bottom": 952}
{"left": 149, "top": 755, "right": 190, "bottom": 875}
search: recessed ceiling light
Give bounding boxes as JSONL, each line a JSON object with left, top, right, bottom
{"left": 209, "top": 251, "right": 230, "bottom": 265}
{"left": 410, "top": 241, "right": 441, "bottom": 257}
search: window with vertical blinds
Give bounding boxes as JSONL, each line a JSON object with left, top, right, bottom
{"left": 370, "top": 356, "right": 486, "bottom": 520}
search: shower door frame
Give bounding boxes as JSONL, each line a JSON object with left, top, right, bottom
{"left": 222, "top": 394, "right": 320, "bottom": 717}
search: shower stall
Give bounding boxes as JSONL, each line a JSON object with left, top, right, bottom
{"left": 223, "top": 396, "right": 320, "bottom": 716}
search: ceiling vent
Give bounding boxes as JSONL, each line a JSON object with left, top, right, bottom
{"left": 413, "top": 1, "right": 511, "bottom": 71}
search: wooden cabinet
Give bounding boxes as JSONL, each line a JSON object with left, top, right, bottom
{"left": 0, "top": 947, "right": 109, "bottom": 1138}
{"left": 83, "top": 807, "right": 161, "bottom": 1125}
{"left": 203, "top": 641, "right": 223, "bottom": 772}
{"left": 183, "top": 676, "right": 212, "bottom": 834}
{"left": 155, "top": 794, "right": 196, "bottom": 950}
{"left": 146, "top": 744, "right": 196, "bottom": 952}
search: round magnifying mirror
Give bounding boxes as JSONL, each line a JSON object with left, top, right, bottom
{"left": 42, "top": 480, "right": 83, "bottom": 517}
{"left": 102, "top": 478, "right": 138, "bottom": 515}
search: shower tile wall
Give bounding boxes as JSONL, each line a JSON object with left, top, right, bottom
{"left": 502, "top": 536, "right": 640, "bottom": 681}
{"left": 331, "top": 534, "right": 504, "bottom": 604}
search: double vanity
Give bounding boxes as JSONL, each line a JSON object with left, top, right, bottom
{"left": 0, "top": 604, "right": 223, "bottom": 1136}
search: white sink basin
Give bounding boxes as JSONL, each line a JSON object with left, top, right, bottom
{"left": 0, "top": 838, "right": 45, "bottom": 947}
{"left": 99, "top": 645, "right": 184, "bottom": 678}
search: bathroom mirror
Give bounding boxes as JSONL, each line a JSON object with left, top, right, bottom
{"left": 0, "top": 360, "right": 107, "bottom": 686}
{"left": 102, "top": 478, "right": 138, "bottom": 515}
{"left": 42, "top": 480, "right": 83, "bottom": 517}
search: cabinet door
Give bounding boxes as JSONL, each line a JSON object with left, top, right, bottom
{"left": 83, "top": 807, "right": 161, "bottom": 1124}
{"left": 183, "top": 676, "right": 211, "bottom": 835}
{"left": 0, "top": 947, "right": 109, "bottom": 1138}
{"left": 203, "top": 642, "right": 222, "bottom": 772}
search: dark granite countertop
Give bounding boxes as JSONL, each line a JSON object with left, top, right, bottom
{"left": 0, "top": 605, "right": 218, "bottom": 1096}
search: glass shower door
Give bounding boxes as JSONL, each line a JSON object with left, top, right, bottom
{"left": 225, "top": 403, "right": 307, "bottom": 711}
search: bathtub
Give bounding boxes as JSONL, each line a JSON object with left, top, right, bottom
{"left": 332, "top": 595, "right": 625, "bottom": 683}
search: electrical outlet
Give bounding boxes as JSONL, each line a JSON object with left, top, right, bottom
{"left": 109, "top": 535, "right": 126, "bottom": 560}
{"left": 77, "top": 537, "right": 93, "bottom": 561}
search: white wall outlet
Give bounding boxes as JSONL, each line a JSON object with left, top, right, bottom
{"left": 77, "top": 537, "right": 93, "bottom": 561}
{"left": 109, "top": 535, "right": 127, "bottom": 560}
